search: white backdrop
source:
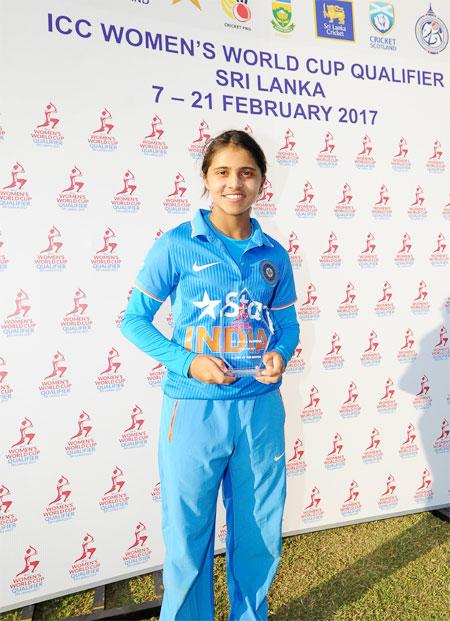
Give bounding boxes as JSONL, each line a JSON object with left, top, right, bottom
{"left": 1, "top": 0, "right": 449, "bottom": 611}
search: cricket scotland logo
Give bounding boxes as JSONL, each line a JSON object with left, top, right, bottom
{"left": 315, "top": 1, "right": 355, "bottom": 41}
{"left": 271, "top": 0, "right": 295, "bottom": 33}
{"left": 416, "top": 5, "right": 448, "bottom": 54}
{"left": 370, "top": 2, "right": 394, "bottom": 34}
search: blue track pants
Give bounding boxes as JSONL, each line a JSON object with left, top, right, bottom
{"left": 158, "top": 389, "right": 286, "bottom": 621}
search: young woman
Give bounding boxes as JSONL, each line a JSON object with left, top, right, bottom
{"left": 121, "top": 130, "right": 299, "bottom": 620}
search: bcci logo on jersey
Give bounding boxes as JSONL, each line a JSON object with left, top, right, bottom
{"left": 416, "top": 5, "right": 448, "bottom": 54}
{"left": 315, "top": 1, "right": 355, "bottom": 41}
{"left": 271, "top": 1, "right": 295, "bottom": 33}
{"left": 370, "top": 2, "right": 394, "bottom": 34}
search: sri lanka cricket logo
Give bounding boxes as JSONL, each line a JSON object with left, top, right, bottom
{"left": 272, "top": 0, "right": 295, "bottom": 33}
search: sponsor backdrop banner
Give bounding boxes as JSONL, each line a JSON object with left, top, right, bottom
{"left": 1, "top": 0, "right": 449, "bottom": 610}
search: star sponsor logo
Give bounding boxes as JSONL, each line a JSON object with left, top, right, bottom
{"left": 271, "top": 0, "right": 295, "bottom": 33}
{"left": 31, "top": 101, "right": 64, "bottom": 148}
{"left": 315, "top": 0, "right": 355, "bottom": 42}
{"left": 140, "top": 114, "right": 168, "bottom": 157}
{"left": 0, "top": 161, "right": 32, "bottom": 209}
{"left": 416, "top": 5, "right": 448, "bottom": 55}
{"left": 10, "top": 546, "right": 44, "bottom": 595}
{"left": 172, "top": 0, "right": 202, "bottom": 9}
{"left": 88, "top": 108, "right": 118, "bottom": 151}
{"left": 369, "top": 2, "right": 397, "bottom": 51}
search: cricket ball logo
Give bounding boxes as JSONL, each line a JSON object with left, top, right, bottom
{"left": 140, "top": 114, "right": 168, "bottom": 157}
{"left": 355, "top": 134, "right": 376, "bottom": 170}
{"left": 0, "top": 161, "right": 32, "bottom": 209}
{"left": 31, "top": 101, "right": 64, "bottom": 147}
{"left": 163, "top": 172, "right": 191, "bottom": 215}
{"left": 316, "top": 131, "right": 338, "bottom": 168}
{"left": 88, "top": 108, "right": 118, "bottom": 151}
{"left": 65, "top": 410, "right": 97, "bottom": 458}
{"left": 123, "top": 522, "right": 152, "bottom": 566}
{"left": 295, "top": 181, "right": 317, "bottom": 218}
{"left": 276, "top": 128, "right": 299, "bottom": 166}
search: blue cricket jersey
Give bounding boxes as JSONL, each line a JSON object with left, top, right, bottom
{"left": 123, "top": 209, "right": 298, "bottom": 400}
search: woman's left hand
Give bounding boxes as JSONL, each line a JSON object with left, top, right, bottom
{"left": 255, "top": 351, "right": 285, "bottom": 384}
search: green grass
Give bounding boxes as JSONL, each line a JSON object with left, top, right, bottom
{"left": 2, "top": 512, "right": 449, "bottom": 621}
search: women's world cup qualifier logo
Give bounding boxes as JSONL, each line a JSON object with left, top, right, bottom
{"left": 286, "top": 231, "right": 303, "bottom": 269}
{"left": 298, "top": 283, "right": 321, "bottom": 321}
{"left": 0, "top": 229, "right": 8, "bottom": 271}
{"left": 433, "top": 418, "right": 450, "bottom": 455}
{"left": 122, "top": 522, "right": 152, "bottom": 567}
{"left": 119, "top": 404, "right": 149, "bottom": 449}
{"left": 5, "top": 418, "right": 40, "bottom": 466}
{"left": 443, "top": 194, "right": 450, "bottom": 220}
{"left": 0, "top": 483, "right": 18, "bottom": 533}
{"left": 61, "top": 289, "right": 93, "bottom": 334}
{"left": 111, "top": 169, "right": 141, "bottom": 213}
{"left": 39, "top": 351, "right": 72, "bottom": 398}
{"left": 275, "top": 128, "right": 299, "bottom": 166}
{"left": 397, "top": 328, "right": 418, "bottom": 364}
{"left": 334, "top": 182, "right": 355, "bottom": 219}
{"left": 377, "top": 377, "right": 397, "bottom": 414}
{"left": 99, "top": 467, "right": 129, "bottom": 512}
{"left": 301, "top": 385, "right": 323, "bottom": 423}
{"left": 188, "top": 120, "right": 212, "bottom": 160}
{"left": 375, "top": 281, "right": 395, "bottom": 317}
{"left": 432, "top": 326, "right": 450, "bottom": 361}
{"left": 320, "top": 232, "right": 342, "bottom": 269}
{"left": 271, "top": 0, "right": 295, "bottom": 33}
{"left": 163, "top": 172, "right": 191, "bottom": 215}
{"left": 286, "top": 437, "right": 306, "bottom": 476}
{"left": 91, "top": 228, "right": 122, "bottom": 271}
{"left": 65, "top": 411, "right": 97, "bottom": 458}
{"left": 57, "top": 165, "right": 88, "bottom": 211}
{"left": 253, "top": 178, "right": 276, "bottom": 218}
{"left": 285, "top": 338, "right": 305, "bottom": 374}
{"left": 398, "top": 423, "right": 419, "bottom": 460}
{"left": 340, "top": 480, "right": 362, "bottom": 517}
{"left": 301, "top": 486, "right": 324, "bottom": 524}
{"left": 0, "top": 161, "right": 32, "bottom": 209}
{"left": 391, "top": 137, "right": 411, "bottom": 172}
{"left": 339, "top": 381, "right": 361, "bottom": 419}
{"left": 394, "top": 232, "right": 415, "bottom": 268}
{"left": 31, "top": 101, "right": 64, "bottom": 147}
{"left": 295, "top": 181, "right": 317, "bottom": 219}
{"left": 430, "top": 233, "right": 448, "bottom": 267}
{"left": 2, "top": 290, "right": 36, "bottom": 337}
{"left": 322, "top": 332, "right": 344, "bottom": 370}
{"left": 69, "top": 533, "right": 101, "bottom": 581}
{"left": 360, "top": 329, "right": 381, "bottom": 367}
{"left": 34, "top": 226, "right": 67, "bottom": 272}
{"left": 140, "top": 114, "right": 168, "bottom": 157}
{"left": 354, "top": 134, "right": 376, "bottom": 170}
{"left": 337, "top": 282, "right": 358, "bottom": 319}
{"left": 324, "top": 432, "right": 346, "bottom": 470}
{"left": 414, "top": 468, "right": 434, "bottom": 505}
{"left": 10, "top": 546, "right": 45, "bottom": 595}
{"left": 88, "top": 108, "right": 118, "bottom": 151}
{"left": 377, "top": 473, "right": 398, "bottom": 511}
{"left": 43, "top": 475, "right": 76, "bottom": 523}
{"left": 426, "top": 138, "right": 446, "bottom": 173}
{"left": 0, "top": 355, "right": 13, "bottom": 402}
{"left": 372, "top": 184, "right": 392, "bottom": 220}
{"left": 95, "top": 348, "right": 126, "bottom": 392}
{"left": 413, "top": 374, "right": 432, "bottom": 410}
{"left": 358, "top": 233, "right": 379, "bottom": 268}
{"left": 416, "top": 5, "right": 448, "bottom": 55}
{"left": 408, "top": 185, "right": 427, "bottom": 220}
{"left": 362, "top": 427, "right": 383, "bottom": 464}
{"left": 316, "top": 131, "right": 338, "bottom": 168}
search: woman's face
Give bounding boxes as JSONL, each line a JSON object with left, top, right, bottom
{"left": 204, "top": 144, "right": 264, "bottom": 217}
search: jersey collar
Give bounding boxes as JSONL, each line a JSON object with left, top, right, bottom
{"left": 191, "top": 209, "right": 274, "bottom": 249}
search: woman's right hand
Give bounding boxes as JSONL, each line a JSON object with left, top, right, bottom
{"left": 188, "top": 355, "right": 236, "bottom": 385}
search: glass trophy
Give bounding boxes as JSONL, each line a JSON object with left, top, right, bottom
{"left": 219, "top": 288, "right": 274, "bottom": 377}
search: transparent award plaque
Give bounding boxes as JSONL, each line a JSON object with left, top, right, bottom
{"left": 219, "top": 288, "right": 274, "bottom": 377}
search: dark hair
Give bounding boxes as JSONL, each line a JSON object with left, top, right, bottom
{"left": 201, "top": 130, "right": 267, "bottom": 179}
